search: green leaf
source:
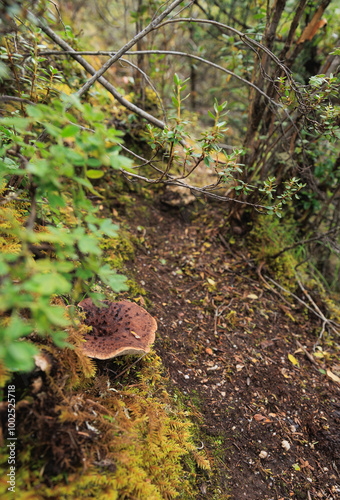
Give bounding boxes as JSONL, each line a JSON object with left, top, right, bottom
{"left": 0, "top": 316, "right": 32, "bottom": 341}
{"left": 99, "top": 219, "right": 119, "bottom": 237}
{"left": 78, "top": 235, "right": 102, "bottom": 255}
{"left": 0, "top": 116, "right": 30, "bottom": 131}
{"left": 98, "top": 264, "right": 128, "bottom": 292}
{"left": 0, "top": 61, "right": 10, "bottom": 79}
{"left": 51, "top": 330, "right": 70, "bottom": 348}
{"left": 26, "top": 105, "right": 44, "bottom": 119}
{"left": 0, "top": 259, "right": 9, "bottom": 275}
{"left": 25, "top": 273, "right": 72, "bottom": 295}
{"left": 109, "top": 152, "right": 133, "bottom": 171}
{"left": 43, "top": 306, "right": 70, "bottom": 327}
{"left": 86, "top": 169, "right": 104, "bottom": 179}
{"left": 87, "top": 157, "right": 102, "bottom": 167}
{"left": 65, "top": 149, "right": 85, "bottom": 165}
{"left": 3, "top": 342, "right": 38, "bottom": 372}
{"left": 61, "top": 124, "right": 80, "bottom": 138}
{"left": 172, "top": 96, "right": 179, "bottom": 108}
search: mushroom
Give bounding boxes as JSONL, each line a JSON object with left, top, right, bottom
{"left": 77, "top": 298, "right": 157, "bottom": 360}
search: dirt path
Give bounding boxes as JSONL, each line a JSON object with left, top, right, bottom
{"left": 116, "top": 191, "right": 340, "bottom": 500}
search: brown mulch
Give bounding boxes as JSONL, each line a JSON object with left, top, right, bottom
{"left": 115, "top": 190, "right": 340, "bottom": 500}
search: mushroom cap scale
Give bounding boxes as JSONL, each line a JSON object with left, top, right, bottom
{"left": 78, "top": 298, "right": 157, "bottom": 360}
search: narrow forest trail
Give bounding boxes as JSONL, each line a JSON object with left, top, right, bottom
{"left": 114, "top": 189, "right": 340, "bottom": 500}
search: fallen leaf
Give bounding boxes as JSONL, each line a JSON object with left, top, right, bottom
{"left": 205, "top": 347, "right": 213, "bottom": 355}
{"left": 34, "top": 353, "right": 52, "bottom": 374}
{"left": 254, "top": 414, "right": 266, "bottom": 421}
{"left": 288, "top": 353, "right": 300, "bottom": 367}
{"left": 326, "top": 369, "right": 340, "bottom": 384}
{"left": 332, "top": 364, "right": 340, "bottom": 376}
{"left": 130, "top": 331, "right": 141, "bottom": 339}
{"left": 246, "top": 293, "right": 258, "bottom": 300}
{"left": 136, "top": 296, "right": 145, "bottom": 306}
{"left": 236, "top": 364, "right": 244, "bottom": 372}
{"left": 261, "top": 340, "right": 274, "bottom": 349}
{"left": 200, "top": 483, "right": 207, "bottom": 495}
{"left": 281, "top": 368, "right": 291, "bottom": 379}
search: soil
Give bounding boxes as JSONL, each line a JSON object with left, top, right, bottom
{"left": 114, "top": 189, "right": 340, "bottom": 500}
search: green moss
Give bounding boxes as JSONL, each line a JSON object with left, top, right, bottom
{"left": 248, "top": 212, "right": 306, "bottom": 290}
{"left": 0, "top": 346, "right": 209, "bottom": 499}
{"left": 126, "top": 279, "right": 146, "bottom": 298}
{"left": 100, "top": 229, "right": 135, "bottom": 271}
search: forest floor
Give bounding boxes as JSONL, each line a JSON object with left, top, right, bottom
{"left": 112, "top": 186, "right": 340, "bottom": 500}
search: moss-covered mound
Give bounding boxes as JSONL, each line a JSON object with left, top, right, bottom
{"left": 0, "top": 328, "right": 210, "bottom": 499}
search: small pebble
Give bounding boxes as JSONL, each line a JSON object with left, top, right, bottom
{"left": 259, "top": 450, "right": 268, "bottom": 459}
{"left": 281, "top": 440, "right": 291, "bottom": 451}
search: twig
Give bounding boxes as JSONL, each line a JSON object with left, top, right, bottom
{"left": 258, "top": 271, "right": 296, "bottom": 309}
{"left": 295, "top": 340, "right": 318, "bottom": 366}
{"left": 170, "top": 1, "right": 194, "bottom": 20}
{"left": 120, "top": 57, "right": 168, "bottom": 124}
{"left": 74, "top": 0, "right": 185, "bottom": 99}
{"left": 47, "top": 0, "right": 67, "bottom": 34}
{"left": 264, "top": 274, "right": 340, "bottom": 338}
{"left": 154, "top": 18, "right": 296, "bottom": 85}
{"left": 214, "top": 305, "right": 228, "bottom": 335}
{"left": 29, "top": 14, "right": 166, "bottom": 130}
{"left": 24, "top": 184, "right": 37, "bottom": 230}
{"left": 111, "top": 354, "right": 147, "bottom": 380}
{"left": 294, "top": 272, "right": 334, "bottom": 348}
{"left": 268, "top": 226, "right": 340, "bottom": 260}
{"left": 38, "top": 49, "right": 283, "bottom": 107}
{"left": 0, "top": 95, "right": 35, "bottom": 105}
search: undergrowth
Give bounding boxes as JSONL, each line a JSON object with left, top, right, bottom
{"left": 248, "top": 211, "right": 340, "bottom": 332}
{"left": 0, "top": 321, "right": 210, "bottom": 499}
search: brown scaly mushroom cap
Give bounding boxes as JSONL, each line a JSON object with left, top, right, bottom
{"left": 78, "top": 298, "right": 157, "bottom": 360}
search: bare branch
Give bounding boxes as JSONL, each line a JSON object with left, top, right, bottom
{"left": 269, "top": 226, "right": 340, "bottom": 260}
{"left": 47, "top": 0, "right": 67, "bottom": 34}
{"left": 264, "top": 274, "right": 340, "bottom": 336}
{"left": 74, "top": 0, "right": 186, "bottom": 98}
{"left": 0, "top": 95, "right": 35, "bottom": 105}
{"left": 39, "top": 49, "right": 283, "bottom": 107}
{"left": 119, "top": 58, "right": 168, "bottom": 124}
{"left": 30, "top": 16, "right": 166, "bottom": 130}
{"left": 154, "top": 17, "right": 294, "bottom": 82}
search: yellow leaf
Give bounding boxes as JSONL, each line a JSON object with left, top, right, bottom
{"left": 281, "top": 368, "right": 291, "bottom": 379}
{"left": 246, "top": 293, "right": 258, "bottom": 299}
{"left": 288, "top": 353, "right": 300, "bottom": 367}
{"left": 206, "top": 278, "right": 216, "bottom": 286}
{"left": 326, "top": 369, "right": 340, "bottom": 384}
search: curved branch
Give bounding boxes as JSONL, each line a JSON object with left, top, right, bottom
{"left": 155, "top": 18, "right": 284, "bottom": 65}
{"left": 120, "top": 57, "right": 168, "bottom": 124}
{"left": 39, "top": 49, "right": 282, "bottom": 107}
{"left": 30, "top": 17, "right": 166, "bottom": 129}
{"left": 73, "top": 0, "right": 186, "bottom": 98}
